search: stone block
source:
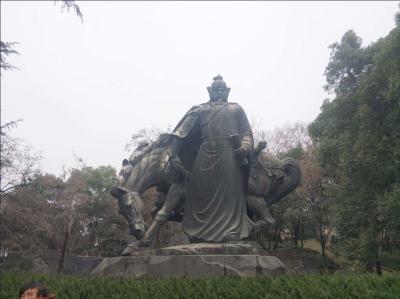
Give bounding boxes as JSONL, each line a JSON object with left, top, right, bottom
{"left": 91, "top": 256, "right": 126, "bottom": 278}
{"left": 183, "top": 255, "right": 226, "bottom": 278}
{"left": 92, "top": 254, "right": 285, "bottom": 278}
{"left": 123, "top": 256, "right": 149, "bottom": 278}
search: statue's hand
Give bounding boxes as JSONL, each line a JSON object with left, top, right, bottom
{"left": 235, "top": 146, "right": 248, "bottom": 159}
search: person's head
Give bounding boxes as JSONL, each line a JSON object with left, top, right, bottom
{"left": 19, "top": 282, "right": 55, "bottom": 299}
{"left": 207, "top": 75, "right": 230, "bottom": 102}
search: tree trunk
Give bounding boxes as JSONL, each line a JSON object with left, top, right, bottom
{"left": 319, "top": 228, "right": 326, "bottom": 266}
{"left": 300, "top": 221, "right": 305, "bottom": 248}
{"left": 273, "top": 220, "right": 282, "bottom": 250}
{"left": 375, "top": 248, "right": 382, "bottom": 276}
{"left": 321, "top": 240, "right": 326, "bottom": 260}
{"left": 273, "top": 231, "right": 281, "bottom": 250}
{"left": 293, "top": 216, "right": 300, "bottom": 246}
{"left": 57, "top": 228, "right": 69, "bottom": 273}
{"left": 268, "top": 233, "right": 271, "bottom": 251}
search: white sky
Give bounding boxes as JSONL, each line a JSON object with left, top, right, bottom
{"left": 1, "top": 1, "right": 398, "bottom": 175}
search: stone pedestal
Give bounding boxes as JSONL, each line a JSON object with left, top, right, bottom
{"left": 91, "top": 243, "right": 286, "bottom": 278}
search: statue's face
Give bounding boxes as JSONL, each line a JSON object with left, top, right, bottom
{"left": 211, "top": 87, "right": 227, "bottom": 102}
{"left": 207, "top": 79, "right": 230, "bottom": 102}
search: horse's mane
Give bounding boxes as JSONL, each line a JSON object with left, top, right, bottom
{"left": 130, "top": 133, "right": 173, "bottom": 167}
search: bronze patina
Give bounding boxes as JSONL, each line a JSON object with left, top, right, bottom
{"left": 110, "top": 76, "right": 301, "bottom": 255}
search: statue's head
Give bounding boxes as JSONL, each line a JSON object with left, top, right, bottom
{"left": 207, "top": 75, "right": 231, "bottom": 102}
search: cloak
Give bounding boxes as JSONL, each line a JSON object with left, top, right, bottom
{"left": 172, "top": 101, "right": 254, "bottom": 242}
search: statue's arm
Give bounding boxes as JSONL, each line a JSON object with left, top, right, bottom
{"left": 237, "top": 105, "right": 254, "bottom": 156}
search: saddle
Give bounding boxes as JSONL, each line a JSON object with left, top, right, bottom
{"left": 248, "top": 151, "right": 285, "bottom": 197}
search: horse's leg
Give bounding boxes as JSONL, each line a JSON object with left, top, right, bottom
{"left": 141, "top": 182, "right": 184, "bottom": 246}
{"left": 247, "top": 195, "right": 275, "bottom": 234}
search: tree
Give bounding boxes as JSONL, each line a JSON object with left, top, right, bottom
{"left": 0, "top": 163, "right": 126, "bottom": 271}
{"left": 309, "top": 19, "right": 400, "bottom": 274}
{"left": 1, "top": 0, "right": 83, "bottom": 189}
{"left": 47, "top": 164, "right": 124, "bottom": 271}
{"left": 395, "top": 4, "right": 400, "bottom": 27}
{"left": 297, "top": 147, "right": 336, "bottom": 263}
{"left": 323, "top": 30, "right": 373, "bottom": 96}
{"left": 258, "top": 122, "right": 311, "bottom": 158}
{"left": 0, "top": 174, "right": 63, "bottom": 256}
{"left": 58, "top": 0, "right": 83, "bottom": 22}
{"left": 1, "top": 1, "right": 83, "bottom": 72}
{"left": 124, "top": 126, "right": 170, "bottom": 153}
{"left": 252, "top": 122, "right": 311, "bottom": 250}
{"left": 0, "top": 41, "right": 19, "bottom": 72}
{"left": 77, "top": 165, "right": 127, "bottom": 257}
{"left": 0, "top": 121, "right": 42, "bottom": 194}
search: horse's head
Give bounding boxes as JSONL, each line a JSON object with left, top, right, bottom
{"left": 110, "top": 134, "right": 177, "bottom": 238}
{"left": 108, "top": 159, "right": 142, "bottom": 238}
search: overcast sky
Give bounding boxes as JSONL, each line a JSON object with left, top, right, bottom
{"left": 1, "top": 1, "right": 398, "bottom": 175}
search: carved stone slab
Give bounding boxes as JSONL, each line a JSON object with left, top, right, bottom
{"left": 91, "top": 254, "right": 285, "bottom": 278}
{"left": 132, "top": 242, "right": 265, "bottom": 256}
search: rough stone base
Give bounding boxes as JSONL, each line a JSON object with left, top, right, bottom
{"left": 1, "top": 251, "right": 102, "bottom": 275}
{"left": 131, "top": 242, "right": 264, "bottom": 256}
{"left": 91, "top": 254, "right": 285, "bottom": 278}
{"left": 92, "top": 243, "right": 285, "bottom": 278}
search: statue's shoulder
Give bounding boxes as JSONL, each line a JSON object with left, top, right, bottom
{"left": 199, "top": 102, "right": 212, "bottom": 107}
{"left": 225, "top": 102, "right": 241, "bottom": 107}
{"left": 183, "top": 104, "right": 202, "bottom": 116}
{"left": 199, "top": 101, "right": 239, "bottom": 106}
{"left": 227, "top": 102, "right": 245, "bottom": 112}
{"left": 188, "top": 102, "right": 213, "bottom": 112}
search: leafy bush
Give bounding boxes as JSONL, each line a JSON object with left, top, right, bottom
{"left": 1, "top": 271, "right": 399, "bottom": 299}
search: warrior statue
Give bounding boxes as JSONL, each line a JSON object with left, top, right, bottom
{"left": 169, "top": 74, "right": 255, "bottom": 242}
{"left": 111, "top": 75, "right": 301, "bottom": 254}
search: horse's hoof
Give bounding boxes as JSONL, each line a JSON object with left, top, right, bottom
{"left": 121, "top": 242, "right": 141, "bottom": 256}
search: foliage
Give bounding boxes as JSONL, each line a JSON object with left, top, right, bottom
{"left": 380, "top": 248, "right": 400, "bottom": 271}
{"left": 0, "top": 121, "right": 42, "bottom": 194}
{"left": 255, "top": 122, "right": 311, "bottom": 158}
{"left": 58, "top": 0, "right": 83, "bottom": 22}
{"left": 252, "top": 122, "right": 312, "bottom": 249}
{"left": 296, "top": 147, "right": 337, "bottom": 262}
{"left": 76, "top": 166, "right": 127, "bottom": 257}
{"left": 0, "top": 1, "right": 83, "bottom": 73}
{"left": 1, "top": 272, "right": 400, "bottom": 299}
{"left": 0, "top": 41, "right": 19, "bottom": 72}
{"left": 0, "top": 165, "right": 126, "bottom": 265}
{"left": 309, "top": 22, "right": 400, "bottom": 273}
{"left": 124, "top": 126, "right": 170, "bottom": 153}
{"left": 395, "top": 4, "right": 400, "bottom": 26}
{"left": 0, "top": 174, "right": 60, "bottom": 253}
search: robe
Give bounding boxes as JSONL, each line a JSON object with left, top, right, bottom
{"left": 172, "top": 101, "right": 254, "bottom": 242}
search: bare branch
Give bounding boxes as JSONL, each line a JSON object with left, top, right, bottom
{"left": 56, "top": 0, "right": 84, "bottom": 22}
{"left": 0, "top": 41, "right": 20, "bottom": 72}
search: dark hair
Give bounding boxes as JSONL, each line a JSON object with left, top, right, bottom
{"left": 19, "top": 282, "right": 49, "bottom": 298}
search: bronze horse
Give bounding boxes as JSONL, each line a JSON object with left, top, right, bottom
{"left": 110, "top": 134, "right": 301, "bottom": 253}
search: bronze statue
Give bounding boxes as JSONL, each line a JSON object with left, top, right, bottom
{"left": 110, "top": 75, "right": 301, "bottom": 254}
{"left": 168, "top": 75, "right": 254, "bottom": 242}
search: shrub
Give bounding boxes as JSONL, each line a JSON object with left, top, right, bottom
{"left": 1, "top": 272, "right": 399, "bottom": 299}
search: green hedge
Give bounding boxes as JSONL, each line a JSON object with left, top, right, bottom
{"left": 2, "top": 272, "right": 399, "bottom": 299}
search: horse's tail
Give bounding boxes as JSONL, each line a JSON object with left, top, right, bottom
{"left": 264, "top": 157, "right": 301, "bottom": 207}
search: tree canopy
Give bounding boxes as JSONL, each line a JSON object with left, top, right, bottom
{"left": 309, "top": 20, "right": 400, "bottom": 273}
